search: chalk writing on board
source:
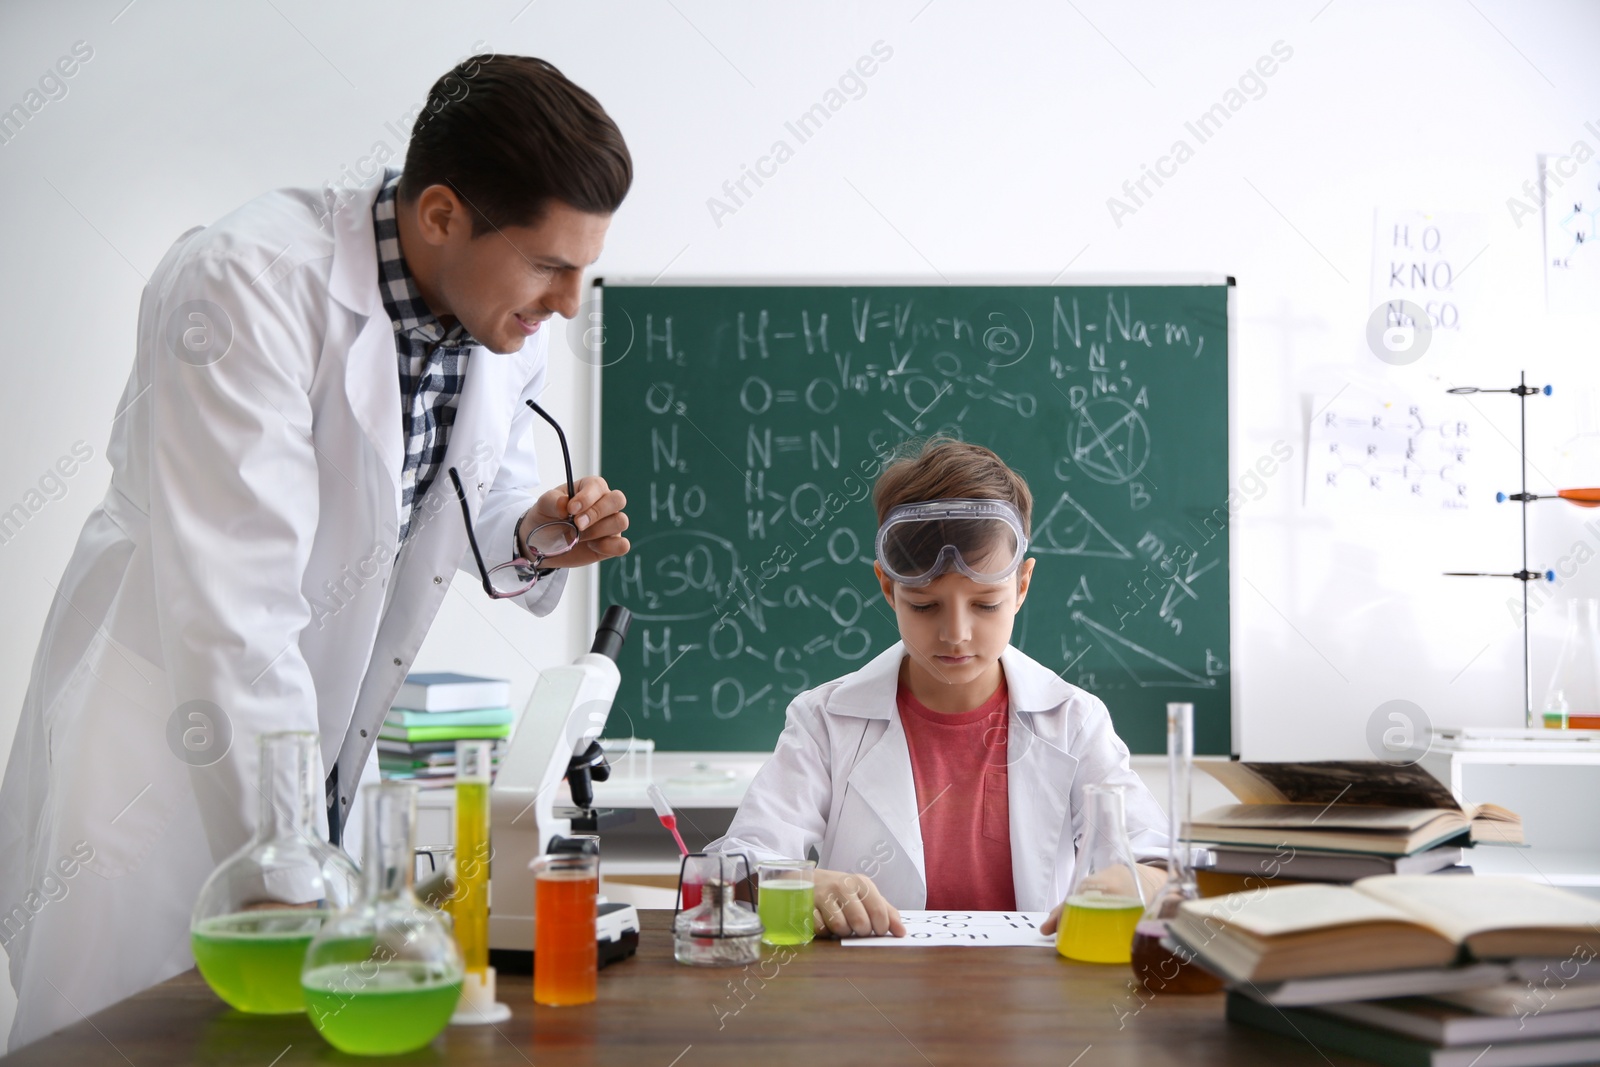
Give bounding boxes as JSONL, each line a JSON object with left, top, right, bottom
{"left": 1071, "top": 398, "right": 1152, "bottom": 485}
{"left": 1033, "top": 492, "right": 1134, "bottom": 559}
{"left": 1072, "top": 612, "right": 1217, "bottom": 689}
{"left": 600, "top": 285, "right": 1231, "bottom": 753}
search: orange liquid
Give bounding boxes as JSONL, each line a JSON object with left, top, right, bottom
{"left": 534, "top": 869, "right": 597, "bottom": 1006}
{"left": 1130, "top": 926, "right": 1224, "bottom": 994}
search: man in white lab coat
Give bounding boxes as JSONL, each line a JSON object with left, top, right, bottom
{"left": 0, "top": 55, "right": 632, "bottom": 1049}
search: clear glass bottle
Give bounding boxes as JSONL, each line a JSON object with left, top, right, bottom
{"left": 301, "top": 782, "right": 464, "bottom": 1056}
{"left": 1542, "top": 598, "right": 1600, "bottom": 729}
{"left": 1130, "top": 703, "right": 1224, "bottom": 993}
{"left": 190, "top": 731, "right": 359, "bottom": 1014}
{"left": 533, "top": 851, "right": 599, "bottom": 1006}
{"left": 1056, "top": 784, "right": 1146, "bottom": 964}
{"left": 674, "top": 854, "right": 762, "bottom": 966}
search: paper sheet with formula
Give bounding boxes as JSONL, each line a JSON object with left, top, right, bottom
{"left": 841, "top": 911, "right": 1054, "bottom": 948}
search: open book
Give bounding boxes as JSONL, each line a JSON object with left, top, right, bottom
{"left": 1199, "top": 760, "right": 1523, "bottom": 848}
{"left": 1170, "top": 875, "right": 1600, "bottom": 983}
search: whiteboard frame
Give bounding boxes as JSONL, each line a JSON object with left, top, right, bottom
{"left": 587, "top": 275, "right": 1240, "bottom": 755}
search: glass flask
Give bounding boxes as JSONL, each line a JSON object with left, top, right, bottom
{"left": 1130, "top": 703, "right": 1224, "bottom": 993}
{"left": 301, "top": 782, "right": 464, "bottom": 1055}
{"left": 190, "top": 731, "right": 359, "bottom": 1014}
{"left": 1056, "top": 784, "right": 1146, "bottom": 964}
{"left": 674, "top": 853, "right": 762, "bottom": 966}
{"left": 1541, "top": 598, "right": 1600, "bottom": 729}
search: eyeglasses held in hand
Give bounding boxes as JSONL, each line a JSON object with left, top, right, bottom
{"left": 450, "top": 400, "right": 581, "bottom": 599}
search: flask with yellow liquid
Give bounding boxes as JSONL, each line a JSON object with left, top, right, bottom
{"left": 1055, "top": 784, "right": 1146, "bottom": 964}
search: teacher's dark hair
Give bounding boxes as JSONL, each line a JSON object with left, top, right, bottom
{"left": 399, "top": 54, "right": 632, "bottom": 235}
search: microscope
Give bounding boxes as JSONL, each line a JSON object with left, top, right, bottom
{"left": 486, "top": 605, "right": 640, "bottom": 972}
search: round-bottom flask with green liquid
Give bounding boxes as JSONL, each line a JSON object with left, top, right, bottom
{"left": 189, "top": 732, "right": 359, "bottom": 1014}
{"left": 302, "top": 960, "right": 462, "bottom": 1055}
{"left": 191, "top": 909, "right": 329, "bottom": 1014}
{"left": 302, "top": 781, "right": 464, "bottom": 1055}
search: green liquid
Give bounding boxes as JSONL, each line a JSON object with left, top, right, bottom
{"left": 302, "top": 962, "right": 461, "bottom": 1055}
{"left": 191, "top": 910, "right": 327, "bottom": 1014}
{"left": 758, "top": 879, "right": 815, "bottom": 946}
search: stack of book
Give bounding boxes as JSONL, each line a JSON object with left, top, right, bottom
{"left": 1167, "top": 875, "right": 1600, "bottom": 1066}
{"left": 377, "top": 673, "right": 512, "bottom": 789}
{"left": 1190, "top": 760, "right": 1522, "bottom": 892}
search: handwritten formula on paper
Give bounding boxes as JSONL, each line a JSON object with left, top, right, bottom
{"left": 1369, "top": 209, "right": 1487, "bottom": 346}
{"left": 1541, "top": 152, "right": 1600, "bottom": 315}
{"left": 1307, "top": 394, "right": 1473, "bottom": 512}
{"left": 841, "top": 911, "right": 1055, "bottom": 948}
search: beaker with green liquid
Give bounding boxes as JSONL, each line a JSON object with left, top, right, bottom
{"left": 1055, "top": 784, "right": 1147, "bottom": 964}
{"left": 190, "top": 731, "right": 359, "bottom": 1014}
{"left": 301, "top": 781, "right": 463, "bottom": 1055}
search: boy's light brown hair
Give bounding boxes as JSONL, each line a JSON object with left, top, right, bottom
{"left": 872, "top": 436, "right": 1033, "bottom": 533}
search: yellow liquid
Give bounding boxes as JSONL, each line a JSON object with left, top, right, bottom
{"left": 1056, "top": 894, "right": 1144, "bottom": 963}
{"left": 450, "top": 780, "right": 490, "bottom": 976}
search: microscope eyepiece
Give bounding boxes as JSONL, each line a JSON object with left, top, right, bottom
{"left": 589, "top": 605, "right": 632, "bottom": 662}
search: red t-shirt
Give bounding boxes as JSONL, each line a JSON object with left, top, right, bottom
{"left": 896, "top": 678, "right": 1017, "bottom": 910}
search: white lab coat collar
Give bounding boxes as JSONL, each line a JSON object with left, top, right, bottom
{"left": 328, "top": 173, "right": 403, "bottom": 500}
{"left": 824, "top": 641, "right": 1082, "bottom": 719}
{"left": 323, "top": 172, "right": 539, "bottom": 522}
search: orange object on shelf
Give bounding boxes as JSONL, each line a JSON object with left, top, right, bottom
{"left": 1566, "top": 713, "right": 1600, "bottom": 730}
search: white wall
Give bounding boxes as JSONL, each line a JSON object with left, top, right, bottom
{"left": 1, "top": 0, "right": 1598, "bottom": 1041}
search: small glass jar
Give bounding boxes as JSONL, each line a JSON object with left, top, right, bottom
{"left": 533, "top": 851, "right": 599, "bottom": 1006}
{"left": 674, "top": 879, "right": 763, "bottom": 966}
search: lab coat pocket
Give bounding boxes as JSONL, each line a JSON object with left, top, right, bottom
{"left": 981, "top": 771, "right": 1010, "bottom": 844}
{"left": 49, "top": 637, "right": 189, "bottom": 880}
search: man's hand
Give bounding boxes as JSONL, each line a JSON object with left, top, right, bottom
{"left": 810, "top": 869, "right": 906, "bottom": 939}
{"left": 522, "top": 475, "right": 630, "bottom": 569}
{"left": 1040, "top": 863, "right": 1169, "bottom": 935}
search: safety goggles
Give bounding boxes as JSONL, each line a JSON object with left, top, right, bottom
{"left": 874, "top": 498, "right": 1029, "bottom": 587}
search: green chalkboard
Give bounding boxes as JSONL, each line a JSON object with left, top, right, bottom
{"left": 596, "top": 283, "right": 1232, "bottom": 755}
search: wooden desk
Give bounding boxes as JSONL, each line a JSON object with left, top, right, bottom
{"left": 2, "top": 911, "right": 1369, "bottom": 1066}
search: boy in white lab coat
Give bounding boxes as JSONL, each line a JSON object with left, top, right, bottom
{"left": 710, "top": 438, "right": 1169, "bottom": 938}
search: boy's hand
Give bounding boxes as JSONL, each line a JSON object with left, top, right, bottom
{"left": 811, "top": 869, "right": 906, "bottom": 938}
{"left": 1040, "top": 863, "right": 1169, "bottom": 935}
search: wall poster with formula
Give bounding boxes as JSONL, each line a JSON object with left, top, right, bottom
{"left": 595, "top": 282, "right": 1233, "bottom": 755}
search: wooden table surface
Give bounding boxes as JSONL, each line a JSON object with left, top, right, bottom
{"left": 2, "top": 910, "right": 1372, "bottom": 1066}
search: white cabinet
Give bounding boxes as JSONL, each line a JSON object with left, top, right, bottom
{"left": 1419, "top": 730, "right": 1600, "bottom": 891}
